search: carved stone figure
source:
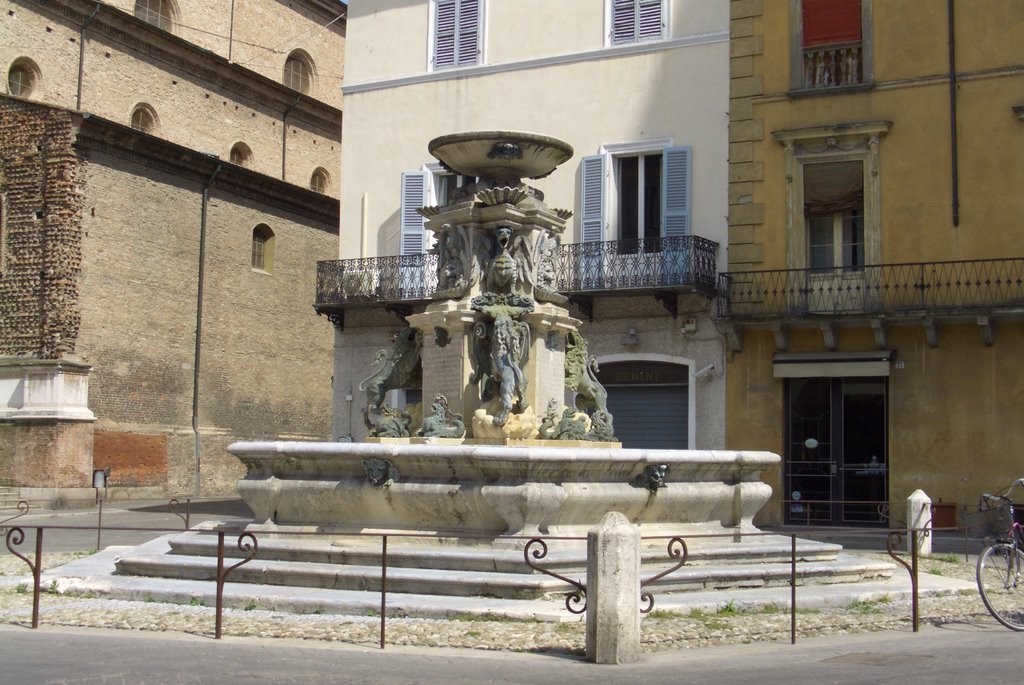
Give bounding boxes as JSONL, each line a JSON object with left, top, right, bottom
{"left": 417, "top": 394, "right": 466, "bottom": 439}
{"left": 588, "top": 409, "right": 617, "bottom": 442}
{"left": 632, "top": 464, "right": 669, "bottom": 494}
{"left": 532, "top": 231, "right": 568, "bottom": 304}
{"left": 469, "top": 293, "right": 533, "bottom": 427}
{"left": 358, "top": 328, "right": 422, "bottom": 437}
{"left": 565, "top": 330, "right": 609, "bottom": 415}
{"left": 363, "top": 457, "right": 399, "bottom": 488}
{"left": 432, "top": 223, "right": 470, "bottom": 299}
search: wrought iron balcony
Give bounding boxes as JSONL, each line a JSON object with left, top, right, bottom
{"left": 718, "top": 258, "right": 1024, "bottom": 320}
{"left": 316, "top": 236, "right": 719, "bottom": 319}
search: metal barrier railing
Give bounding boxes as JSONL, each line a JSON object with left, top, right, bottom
{"left": 1, "top": 506, "right": 941, "bottom": 648}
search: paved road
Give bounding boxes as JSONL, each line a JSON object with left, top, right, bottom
{"left": 0, "top": 621, "right": 1018, "bottom": 684}
{"left": 1, "top": 499, "right": 253, "bottom": 553}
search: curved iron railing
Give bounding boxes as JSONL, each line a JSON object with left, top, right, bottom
{"left": 316, "top": 236, "right": 719, "bottom": 307}
{"left": 718, "top": 258, "right": 1024, "bottom": 319}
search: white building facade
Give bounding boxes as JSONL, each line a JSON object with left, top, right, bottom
{"left": 324, "top": 0, "right": 730, "bottom": 449}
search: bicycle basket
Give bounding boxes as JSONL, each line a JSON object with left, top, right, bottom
{"left": 963, "top": 503, "right": 1014, "bottom": 539}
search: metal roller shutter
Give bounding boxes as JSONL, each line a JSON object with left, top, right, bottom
{"left": 605, "top": 385, "right": 688, "bottom": 449}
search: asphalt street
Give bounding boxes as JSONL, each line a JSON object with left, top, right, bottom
{"left": 0, "top": 620, "right": 1019, "bottom": 685}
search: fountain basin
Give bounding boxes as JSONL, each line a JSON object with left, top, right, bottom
{"left": 230, "top": 441, "right": 779, "bottom": 537}
{"left": 427, "top": 131, "right": 574, "bottom": 181}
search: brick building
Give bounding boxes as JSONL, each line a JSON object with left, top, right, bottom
{"left": 0, "top": 0, "right": 346, "bottom": 502}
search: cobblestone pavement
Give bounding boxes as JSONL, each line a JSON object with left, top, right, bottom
{"left": 0, "top": 551, "right": 995, "bottom": 654}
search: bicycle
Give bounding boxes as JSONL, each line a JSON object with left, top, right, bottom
{"left": 965, "top": 478, "right": 1024, "bottom": 630}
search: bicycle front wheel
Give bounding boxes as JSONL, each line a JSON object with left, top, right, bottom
{"left": 977, "top": 543, "right": 1024, "bottom": 630}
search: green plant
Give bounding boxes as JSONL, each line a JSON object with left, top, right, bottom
{"left": 687, "top": 607, "right": 707, "bottom": 619}
{"left": 930, "top": 553, "right": 960, "bottom": 564}
{"left": 312, "top": 606, "right": 323, "bottom": 615}
{"left": 929, "top": 568, "right": 944, "bottom": 576}
{"left": 759, "top": 602, "right": 782, "bottom": 614}
{"left": 647, "top": 609, "right": 682, "bottom": 619}
{"left": 466, "top": 630, "right": 481, "bottom": 638}
{"left": 848, "top": 598, "right": 882, "bottom": 614}
{"left": 15, "top": 583, "right": 28, "bottom": 594}
{"left": 717, "top": 600, "right": 738, "bottom": 615}
{"left": 244, "top": 600, "right": 258, "bottom": 611}
{"left": 189, "top": 596, "right": 205, "bottom": 607}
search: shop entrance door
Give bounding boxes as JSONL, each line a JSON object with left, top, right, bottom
{"left": 785, "top": 377, "right": 888, "bottom": 525}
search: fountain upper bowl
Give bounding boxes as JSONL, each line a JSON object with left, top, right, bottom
{"left": 428, "top": 131, "right": 574, "bottom": 181}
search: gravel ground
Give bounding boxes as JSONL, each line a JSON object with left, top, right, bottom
{"left": 0, "top": 550, "right": 996, "bottom": 654}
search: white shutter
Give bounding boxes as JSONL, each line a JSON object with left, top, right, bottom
{"left": 433, "top": 0, "right": 457, "bottom": 69}
{"left": 610, "top": 0, "right": 636, "bottom": 45}
{"left": 638, "top": 0, "right": 663, "bottom": 41}
{"left": 662, "top": 146, "right": 691, "bottom": 237}
{"left": 456, "top": 0, "right": 480, "bottom": 66}
{"left": 580, "top": 155, "right": 607, "bottom": 243}
{"left": 400, "top": 171, "right": 429, "bottom": 255}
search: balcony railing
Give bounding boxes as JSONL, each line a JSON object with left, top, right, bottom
{"left": 718, "top": 259, "right": 1024, "bottom": 320}
{"left": 803, "top": 42, "right": 862, "bottom": 89}
{"left": 316, "top": 236, "right": 719, "bottom": 309}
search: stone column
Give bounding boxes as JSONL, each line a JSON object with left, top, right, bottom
{"left": 585, "top": 511, "right": 641, "bottom": 664}
{"left": 907, "top": 489, "right": 932, "bottom": 556}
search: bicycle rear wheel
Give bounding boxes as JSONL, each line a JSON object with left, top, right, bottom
{"left": 977, "top": 543, "right": 1024, "bottom": 630}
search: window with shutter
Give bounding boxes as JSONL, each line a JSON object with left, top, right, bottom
{"left": 580, "top": 155, "right": 607, "bottom": 243}
{"left": 662, "top": 146, "right": 691, "bottom": 238}
{"left": 433, "top": 0, "right": 481, "bottom": 70}
{"left": 609, "top": 0, "right": 664, "bottom": 45}
{"left": 400, "top": 171, "right": 429, "bottom": 255}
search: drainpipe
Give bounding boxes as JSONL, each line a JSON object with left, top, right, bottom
{"left": 948, "top": 0, "right": 960, "bottom": 227}
{"left": 193, "top": 163, "right": 222, "bottom": 497}
{"left": 227, "top": 0, "right": 236, "bottom": 62}
{"left": 281, "top": 95, "right": 300, "bottom": 181}
{"left": 76, "top": 2, "right": 101, "bottom": 110}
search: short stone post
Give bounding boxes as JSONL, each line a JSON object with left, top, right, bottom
{"left": 907, "top": 489, "right": 932, "bottom": 556}
{"left": 585, "top": 511, "right": 641, "bottom": 664}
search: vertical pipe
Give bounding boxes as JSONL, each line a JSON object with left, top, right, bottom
{"left": 948, "top": 0, "right": 960, "bottom": 227}
{"left": 96, "top": 498, "right": 103, "bottom": 551}
{"left": 193, "top": 164, "right": 221, "bottom": 497}
{"left": 227, "top": 0, "right": 237, "bottom": 62}
{"left": 281, "top": 96, "right": 300, "bottom": 181}
{"left": 76, "top": 3, "right": 101, "bottom": 111}
{"left": 380, "top": 535, "right": 388, "bottom": 649}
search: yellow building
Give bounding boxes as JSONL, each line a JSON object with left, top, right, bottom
{"left": 724, "top": 0, "right": 1024, "bottom": 527}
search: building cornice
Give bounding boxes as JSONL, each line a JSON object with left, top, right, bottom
{"left": 342, "top": 30, "right": 728, "bottom": 96}
{"left": 20, "top": 0, "right": 342, "bottom": 134}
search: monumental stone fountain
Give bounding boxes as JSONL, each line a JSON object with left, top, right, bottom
{"left": 114, "top": 133, "right": 890, "bottom": 606}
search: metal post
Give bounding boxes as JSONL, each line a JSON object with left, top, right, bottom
{"left": 379, "top": 535, "right": 388, "bottom": 649}
{"left": 911, "top": 529, "right": 919, "bottom": 632}
{"left": 790, "top": 534, "right": 797, "bottom": 645}
{"left": 96, "top": 498, "right": 103, "bottom": 551}
{"left": 31, "top": 528, "right": 43, "bottom": 629}
{"left": 215, "top": 531, "right": 225, "bottom": 639}
{"left": 186, "top": 498, "right": 192, "bottom": 530}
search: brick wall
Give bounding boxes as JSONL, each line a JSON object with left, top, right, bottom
{"left": 10, "top": 420, "right": 93, "bottom": 488}
{"left": 0, "top": 99, "right": 83, "bottom": 358}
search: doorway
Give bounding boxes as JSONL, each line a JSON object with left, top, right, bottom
{"left": 784, "top": 376, "right": 888, "bottom": 525}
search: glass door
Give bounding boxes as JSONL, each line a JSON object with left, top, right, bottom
{"left": 785, "top": 377, "right": 887, "bottom": 525}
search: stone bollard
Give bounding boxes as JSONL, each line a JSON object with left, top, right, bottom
{"left": 907, "top": 489, "right": 932, "bottom": 556}
{"left": 585, "top": 511, "right": 641, "bottom": 664}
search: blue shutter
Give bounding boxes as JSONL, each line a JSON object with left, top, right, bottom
{"left": 610, "top": 0, "right": 636, "bottom": 44}
{"left": 662, "top": 146, "right": 691, "bottom": 237}
{"left": 433, "top": 0, "right": 457, "bottom": 69}
{"left": 638, "top": 0, "right": 663, "bottom": 41}
{"left": 400, "top": 171, "right": 429, "bottom": 255}
{"left": 580, "top": 155, "right": 607, "bottom": 243}
{"left": 456, "top": 0, "right": 480, "bottom": 66}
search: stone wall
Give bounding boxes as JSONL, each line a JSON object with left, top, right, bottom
{"left": 5, "top": 420, "right": 93, "bottom": 488}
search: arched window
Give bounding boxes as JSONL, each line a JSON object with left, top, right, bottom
{"left": 130, "top": 103, "right": 158, "bottom": 134}
{"left": 310, "top": 167, "right": 331, "bottom": 194}
{"left": 230, "top": 142, "right": 253, "bottom": 168}
{"left": 134, "top": 0, "right": 176, "bottom": 31}
{"left": 6, "top": 57, "right": 40, "bottom": 98}
{"left": 283, "top": 50, "right": 314, "bottom": 94}
{"left": 251, "top": 224, "right": 275, "bottom": 272}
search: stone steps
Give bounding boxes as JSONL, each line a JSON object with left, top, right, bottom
{"left": 113, "top": 530, "right": 893, "bottom": 600}
{"left": 0, "top": 487, "right": 21, "bottom": 510}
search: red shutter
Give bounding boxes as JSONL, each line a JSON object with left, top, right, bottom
{"left": 802, "top": 0, "right": 861, "bottom": 47}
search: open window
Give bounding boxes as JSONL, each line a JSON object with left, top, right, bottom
{"left": 251, "top": 224, "right": 275, "bottom": 273}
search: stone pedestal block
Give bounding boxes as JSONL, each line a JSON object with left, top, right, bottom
{"left": 907, "top": 489, "right": 932, "bottom": 556}
{"left": 586, "top": 511, "right": 641, "bottom": 664}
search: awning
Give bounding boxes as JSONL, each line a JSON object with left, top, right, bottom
{"left": 772, "top": 351, "right": 894, "bottom": 378}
